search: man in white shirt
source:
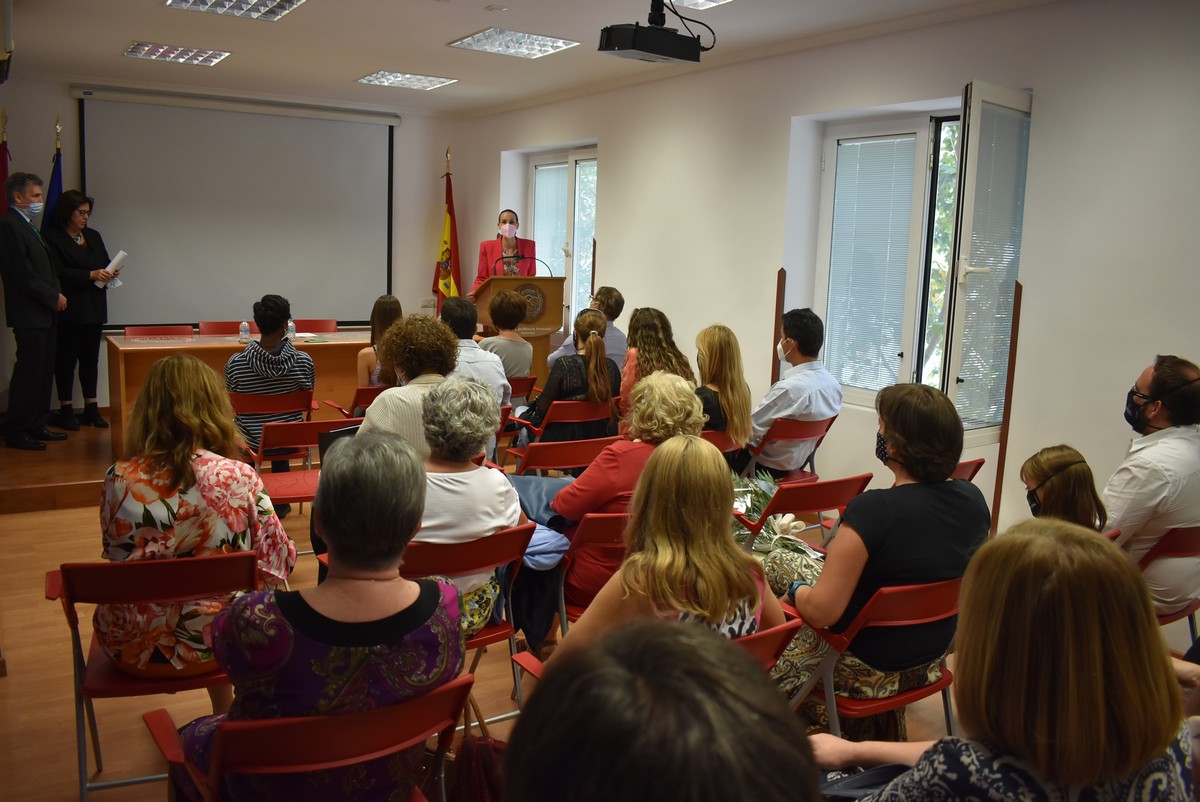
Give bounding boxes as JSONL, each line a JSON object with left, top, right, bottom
{"left": 742, "top": 308, "right": 843, "bottom": 478}
{"left": 547, "top": 285, "right": 627, "bottom": 371}
{"left": 1105, "top": 354, "right": 1200, "bottom": 613}
{"left": 442, "top": 297, "right": 510, "bottom": 407}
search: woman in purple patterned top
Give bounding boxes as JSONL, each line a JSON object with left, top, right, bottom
{"left": 173, "top": 433, "right": 465, "bottom": 802}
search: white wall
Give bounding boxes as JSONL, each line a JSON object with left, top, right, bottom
{"left": 448, "top": 0, "right": 1200, "bottom": 530}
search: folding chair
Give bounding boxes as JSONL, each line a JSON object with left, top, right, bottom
{"left": 399, "top": 523, "right": 536, "bottom": 727}
{"left": 1138, "top": 526, "right": 1200, "bottom": 640}
{"left": 123, "top": 325, "right": 194, "bottom": 338}
{"left": 557, "top": 512, "right": 630, "bottom": 634}
{"left": 950, "top": 457, "right": 985, "bottom": 481}
{"left": 742, "top": 415, "right": 838, "bottom": 482}
{"left": 45, "top": 552, "right": 259, "bottom": 801}
{"left": 788, "top": 578, "right": 961, "bottom": 738}
{"left": 197, "top": 320, "right": 259, "bottom": 336}
{"left": 254, "top": 418, "right": 365, "bottom": 511}
{"left": 701, "top": 428, "right": 741, "bottom": 454}
{"left": 733, "top": 472, "right": 873, "bottom": 554}
{"left": 503, "top": 400, "right": 615, "bottom": 468}
{"left": 229, "top": 389, "right": 317, "bottom": 465}
{"left": 508, "top": 375, "right": 537, "bottom": 400}
{"left": 510, "top": 435, "right": 620, "bottom": 477}
{"left": 143, "top": 673, "right": 474, "bottom": 802}
{"left": 322, "top": 385, "right": 387, "bottom": 418}
{"left": 291, "top": 318, "right": 338, "bottom": 333}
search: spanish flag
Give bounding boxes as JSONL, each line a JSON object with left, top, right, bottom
{"left": 433, "top": 170, "right": 461, "bottom": 312}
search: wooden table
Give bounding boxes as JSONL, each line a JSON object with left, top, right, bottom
{"left": 105, "top": 332, "right": 368, "bottom": 459}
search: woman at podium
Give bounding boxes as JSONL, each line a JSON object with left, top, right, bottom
{"left": 471, "top": 208, "right": 536, "bottom": 294}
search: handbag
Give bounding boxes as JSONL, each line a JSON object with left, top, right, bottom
{"left": 819, "top": 764, "right": 909, "bottom": 801}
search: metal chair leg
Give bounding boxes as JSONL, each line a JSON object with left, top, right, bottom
{"left": 84, "top": 695, "right": 103, "bottom": 769}
{"left": 941, "top": 686, "right": 956, "bottom": 735}
{"left": 1189, "top": 612, "right": 1198, "bottom": 642}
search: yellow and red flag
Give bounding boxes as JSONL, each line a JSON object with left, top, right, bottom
{"left": 433, "top": 169, "right": 461, "bottom": 312}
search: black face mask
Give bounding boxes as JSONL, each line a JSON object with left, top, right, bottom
{"left": 1025, "top": 460, "right": 1086, "bottom": 517}
{"left": 875, "top": 431, "right": 890, "bottom": 464}
{"left": 1124, "top": 388, "right": 1148, "bottom": 432}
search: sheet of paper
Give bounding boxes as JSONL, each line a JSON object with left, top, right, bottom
{"left": 95, "top": 250, "right": 129, "bottom": 288}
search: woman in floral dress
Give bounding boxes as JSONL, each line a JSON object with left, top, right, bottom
{"left": 96, "top": 354, "right": 295, "bottom": 713}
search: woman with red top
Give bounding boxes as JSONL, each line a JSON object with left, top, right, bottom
{"left": 471, "top": 209, "right": 537, "bottom": 294}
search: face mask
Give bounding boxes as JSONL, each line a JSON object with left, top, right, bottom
{"left": 1025, "top": 460, "right": 1086, "bottom": 517}
{"left": 1123, "top": 388, "right": 1147, "bottom": 432}
{"left": 498, "top": 223, "right": 517, "bottom": 238}
{"left": 776, "top": 339, "right": 790, "bottom": 362}
{"left": 875, "top": 431, "right": 890, "bottom": 465}
{"left": 25, "top": 202, "right": 44, "bottom": 217}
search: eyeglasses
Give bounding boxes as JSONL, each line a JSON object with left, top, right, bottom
{"left": 74, "top": 209, "right": 92, "bottom": 217}
{"left": 1129, "top": 385, "right": 1152, "bottom": 401}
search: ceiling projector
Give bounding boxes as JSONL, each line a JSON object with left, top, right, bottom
{"left": 598, "top": 22, "right": 701, "bottom": 63}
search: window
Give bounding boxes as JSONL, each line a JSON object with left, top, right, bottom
{"left": 530, "top": 148, "right": 598, "bottom": 325}
{"left": 816, "top": 82, "right": 1031, "bottom": 432}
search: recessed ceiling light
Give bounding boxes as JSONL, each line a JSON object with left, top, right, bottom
{"left": 359, "top": 71, "right": 458, "bottom": 91}
{"left": 450, "top": 28, "right": 579, "bottom": 58}
{"left": 124, "top": 41, "right": 231, "bottom": 66}
{"left": 163, "top": 0, "right": 307, "bottom": 21}
{"left": 671, "top": 0, "right": 732, "bottom": 8}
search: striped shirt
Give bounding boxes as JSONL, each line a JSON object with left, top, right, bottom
{"left": 224, "top": 339, "right": 315, "bottom": 451}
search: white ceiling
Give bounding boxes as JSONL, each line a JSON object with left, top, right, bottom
{"left": 11, "top": 0, "right": 1050, "bottom": 118}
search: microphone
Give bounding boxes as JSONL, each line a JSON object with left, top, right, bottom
{"left": 492, "top": 253, "right": 555, "bottom": 277}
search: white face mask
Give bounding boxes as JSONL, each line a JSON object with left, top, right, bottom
{"left": 498, "top": 223, "right": 517, "bottom": 239}
{"left": 776, "top": 339, "right": 791, "bottom": 361}
{"left": 25, "top": 202, "right": 44, "bottom": 217}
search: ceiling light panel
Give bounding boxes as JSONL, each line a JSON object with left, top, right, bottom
{"left": 163, "top": 0, "right": 307, "bottom": 21}
{"left": 671, "top": 0, "right": 733, "bottom": 8}
{"left": 124, "top": 41, "right": 231, "bottom": 66}
{"left": 359, "top": 72, "right": 458, "bottom": 91}
{"left": 449, "top": 28, "right": 579, "bottom": 58}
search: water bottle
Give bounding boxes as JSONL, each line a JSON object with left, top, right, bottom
{"left": 238, "top": 320, "right": 250, "bottom": 343}
{"left": 287, "top": 317, "right": 297, "bottom": 340}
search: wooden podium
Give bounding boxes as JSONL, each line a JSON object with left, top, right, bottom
{"left": 474, "top": 275, "right": 566, "bottom": 385}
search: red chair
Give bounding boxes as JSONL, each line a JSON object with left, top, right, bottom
{"left": 254, "top": 418, "right": 365, "bottom": 507}
{"left": 400, "top": 523, "right": 536, "bottom": 725}
{"left": 323, "top": 385, "right": 387, "bottom": 418}
{"left": 734, "top": 472, "right": 873, "bottom": 554}
{"left": 197, "top": 320, "right": 259, "bottom": 336}
{"left": 742, "top": 415, "right": 837, "bottom": 482}
{"left": 123, "top": 325, "right": 194, "bottom": 338}
{"left": 291, "top": 318, "right": 338, "bottom": 333}
{"left": 789, "top": 578, "right": 962, "bottom": 738}
{"left": 503, "top": 400, "right": 615, "bottom": 467}
{"left": 701, "top": 428, "right": 741, "bottom": 454}
{"left": 45, "top": 552, "right": 259, "bottom": 801}
{"left": 1138, "top": 526, "right": 1200, "bottom": 640}
{"left": 508, "top": 375, "right": 537, "bottom": 399}
{"left": 510, "top": 435, "right": 620, "bottom": 477}
{"left": 143, "top": 673, "right": 474, "bottom": 802}
{"left": 556, "top": 512, "right": 630, "bottom": 634}
{"left": 229, "top": 389, "right": 317, "bottom": 464}
{"left": 951, "top": 457, "right": 985, "bottom": 481}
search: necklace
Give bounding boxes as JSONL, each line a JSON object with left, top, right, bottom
{"left": 73, "top": 233, "right": 84, "bottom": 244}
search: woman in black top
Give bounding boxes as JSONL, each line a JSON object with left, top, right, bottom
{"left": 43, "top": 190, "right": 113, "bottom": 429}
{"left": 521, "top": 308, "right": 619, "bottom": 443}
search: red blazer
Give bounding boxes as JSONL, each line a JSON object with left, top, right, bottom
{"left": 472, "top": 236, "right": 537, "bottom": 293}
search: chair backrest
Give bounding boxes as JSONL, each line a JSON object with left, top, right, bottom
{"left": 951, "top": 457, "right": 985, "bottom": 481}
{"left": 351, "top": 385, "right": 387, "bottom": 410}
{"left": 836, "top": 578, "right": 963, "bottom": 646}
{"left": 400, "top": 522, "right": 535, "bottom": 580}
{"left": 749, "top": 415, "right": 837, "bottom": 458}
{"left": 734, "top": 617, "right": 805, "bottom": 672}
{"left": 52, "top": 552, "right": 258, "bottom": 629}
{"left": 203, "top": 673, "right": 473, "bottom": 794}
{"left": 514, "top": 436, "right": 620, "bottom": 476}
{"left": 498, "top": 405, "right": 512, "bottom": 436}
{"left": 760, "top": 472, "right": 873, "bottom": 523}
{"left": 198, "top": 320, "right": 260, "bottom": 336}
{"left": 509, "top": 375, "right": 537, "bottom": 398}
{"left": 124, "top": 325, "right": 194, "bottom": 338}
{"left": 564, "top": 513, "right": 629, "bottom": 563}
{"left": 701, "top": 428, "right": 741, "bottom": 454}
{"left": 260, "top": 418, "right": 365, "bottom": 457}
{"left": 228, "top": 389, "right": 314, "bottom": 416}
{"left": 1139, "top": 526, "right": 1200, "bottom": 570}
{"left": 539, "top": 400, "right": 615, "bottom": 427}
{"left": 292, "top": 318, "right": 338, "bottom": 333}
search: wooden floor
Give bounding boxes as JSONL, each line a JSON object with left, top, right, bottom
{"left": 0, "top": 417, "right": 113, "bottom": 514}
{"left": 0, "top": 430, "right": 953, "bottom": 801}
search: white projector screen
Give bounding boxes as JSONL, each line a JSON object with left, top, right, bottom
{"left": 82, "top": 99, "right": 390, "bottom": 326}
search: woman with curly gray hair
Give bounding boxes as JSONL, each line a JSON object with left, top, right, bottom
{"left": 416, "top": 376, "right": 527, "bottom": 635}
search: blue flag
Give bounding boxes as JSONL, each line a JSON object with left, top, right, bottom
{"left": 43, "top": 146, "right": 62, "bottom": 229}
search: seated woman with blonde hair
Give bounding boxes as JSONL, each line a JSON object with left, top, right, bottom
{"left": 97, "top": 354, "right": 295, "bottom": 712}
{"left": 1020, "top": 444, "right": 1107, "bottom": 531}
{"left": 695, "top": 323, "right": 752, "bottom": 450}
{"left": 551, "top": 434, "right": 785, "bottom": 663}
{"left": 810, "top": 518, "right": 1192, "bottom": 800}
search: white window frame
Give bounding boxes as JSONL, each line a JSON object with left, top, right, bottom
{"left": 528, "top": 146, "right": 598, "bottom": 326}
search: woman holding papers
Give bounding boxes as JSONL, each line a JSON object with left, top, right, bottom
{"left": 43, "top": 189, "right": 115, "bottom": 429}
{"left": 471, "top": 208, "right": 536, "bottom": 294}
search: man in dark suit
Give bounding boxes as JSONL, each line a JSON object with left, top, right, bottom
{"left": 0, "top": 172, "right": 69, "bottom": 451}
